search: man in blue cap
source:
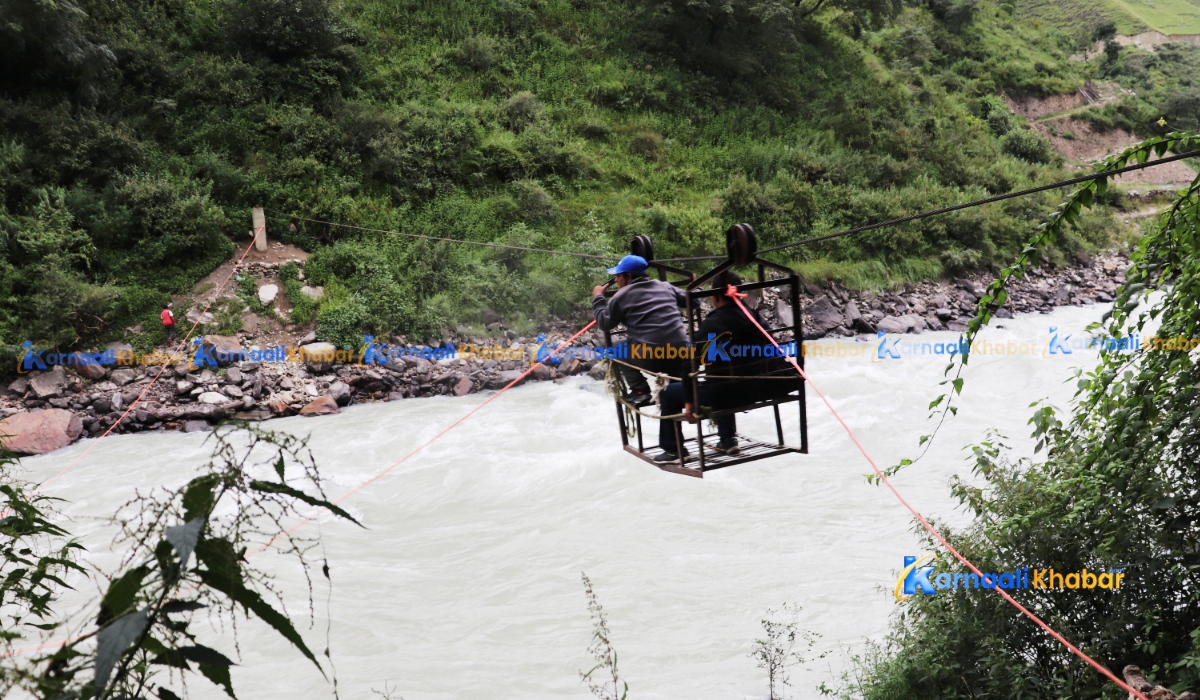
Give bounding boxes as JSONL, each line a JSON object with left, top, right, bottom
{"left": 592, "top": 254, "right": 691, "bottom": 412}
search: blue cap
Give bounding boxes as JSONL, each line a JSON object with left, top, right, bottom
{"left": 606, "top": 255, "right": 649, "bottom": 276}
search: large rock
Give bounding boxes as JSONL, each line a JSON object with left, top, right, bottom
{"left": 775, "top": 299, "right": 794, "bottom": 328}
{"left": 452, "top": 377, "right": 474, "bottom": 396}
{"left": 109, "top": 368, "right": 136, "bottom": 386}
{"left": 204, "top": 335, "right": 243, "bottom": 358}
{"left": 29, "top": 368, "right": 68, "bottom": 399}
{"left": 8, "top": 376, "right": 30, "bottom": 395}
{"left": 804, "top": 295, "right": 843, "bottom": 338}
{"left": 300, "top": 285, "right": 324, "bottom": 301}
{"left": 299, "top": 395, "right": 339, "bottom": 416}
{"left": 299, "top": 342, "right": 338, "bottom": 373}
{"left": 843, "top": 301, "right": 874, "bottom": 334}
{"left": 876, "top": 314, "right": 924, "bottom": 334}
{"left": 73, "top": 362, "right": 108, "bottom": 381}
{"left": 197, "top": 392, "right": 228, "bottom": 405}
{"left": 186, "top": 308, "right": 214, "bottom": 325}
{"left": 258, "top": 284, "right": 278, "bottom": 305}
{"left": 328, "top": 381, "right": 352, "bottom": 406}
{"left": 0, "top": 409, "right": 83, "bottom": 455}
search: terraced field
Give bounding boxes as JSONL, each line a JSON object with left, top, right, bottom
{"left": 1115, "top": 0, "right": 1200, "bottom": 34}
{"left": 1019, "top": 0, "right": 1200, "bottom": 35}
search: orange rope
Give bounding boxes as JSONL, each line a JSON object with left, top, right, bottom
{"left": 30, "top": 232, "right": 265, "bottom": 496}
{"left": 4, "top": 321, "right": 598, "bottom": 659}
{"left": 247, "top": 320, "right": 598, "bottom": 556}
{"left": 722, "top": 284, "right": 1148, "bottom": 700}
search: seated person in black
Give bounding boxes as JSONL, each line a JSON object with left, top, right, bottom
{"left": 657, "top": 272, "right": 800, "bottom": 462}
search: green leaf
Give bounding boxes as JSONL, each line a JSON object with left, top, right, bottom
{"left": 161, "top": 600, "right": 207, "bottom": 614}
{"left": 274, "top": 456, "right": 286, "bottom": 480}
{"left": 165, "top": 518, "right": 205, "bottom": 570}
{"left": 95, "top": 608, "right": 149, "bottom": 691}
{"left": 952, "top": 378, "right": 964, "bottom": 395}
{"left": 1078, "top": 187, "right": 1093, "bottom": 208}
{"left": 182, "top": 474, "right": 221, "bottom": 522}
{"left": 97, "top": 565, "right": 150, "bottom": 626}
{"left": 157, "top": 687, "right": 184, "bottom": 700}
{"left": 179, "top": 644, "right": 235, "bottom": 667}
{"left": 248, "top": 480, "right": 363, "bottom": 527}
{"left": 195, "top": 537, "right": 324, "bottom": 676}
{"left": 199, "top": 661, "right": 238, "bottom": 699}
{"left": 151, "top": 648, "right": 192, "bottom": 670}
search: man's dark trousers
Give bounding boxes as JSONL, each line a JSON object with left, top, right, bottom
{"left": 658, "top": 381, "right": 735, "bottom": 454}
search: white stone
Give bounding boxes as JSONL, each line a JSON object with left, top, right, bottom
{"left": 300, "top": 285, "right": 324, "bottom": 300}
{"left": 198, "top": 392, "right": 228, "bottom": 404}
{"left": 258, "top": 284, "right": 278, "bottom": 304}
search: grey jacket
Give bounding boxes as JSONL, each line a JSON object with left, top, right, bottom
{"left": 592, "top": 276, "right": 689, "bottom": 346}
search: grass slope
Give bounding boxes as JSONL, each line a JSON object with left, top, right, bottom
{"left": 0, "top": 0, "right": 1115, "bottom": 355}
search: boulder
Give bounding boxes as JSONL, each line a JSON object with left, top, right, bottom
{"left": 182, "top": 420, "right": 212, "bottom": 433}
{"left": 452, "top": 377, "right": 474, "bottom": 396}
{"left": 197, "top": 392, "right": 228, "bottom": 405}
{"left": 843, "top": 301, "right": 875, "bottom": 334}
{"left": 488, "top": 369, "right": 528, "bottom": 389}
{"left": 299, "top": 342, "right": 337, "bottom": 373}
{"left": 225, "top": 367, "right": 243, "bottom": 384}
{"left": 804, "top": 295, "right": 843, "bottom": 338}
{"left": 587, "top": 362, "right": 607, "bottom": 381}
{"left": 328, "top": 381, "right": 352, "bottom": 406}
{"left": 775, "top": 299, "right": 794, "bottom": 328}
{"left": 935, "top": 307, "right": 954, "bottom": 322}
{"left": 73, "top": 362, "right": 108, "bottom": 381}
{"left": 257, "top": 284, "right": 278, "bottom": 305}
{"left": 29, "top": 368, "right": 68, "bottom": 399}
{"left": 109, "top": 369, "right": 137, "bottom": 386}
{"left": 298, "top": 331, "right": 317, "bottom": 345}
{"left": 185, "top": 308, "right": 214, "bottom": 325}
{"left": 876, "top": 314, "right": 924, "bottom": 334}
{"left": 299, "top": 395, "right": 339, "bottom": 416}
{"left": 0, "top": 409, "right": 83, "bottom": 455}
{"left": 204, "top": 335, "right": 243, "bottom": 357}
{"left": 300, "top": 285, "right": 324, "bottom": 301}
{"left": 223, "top": 385, "right": 245, "bottom": 399}
{"left": 8, "top": 376, "right": 30, "bottom": 395}
{"left": 268, "top": 397, "right": 291, "bottom": 414}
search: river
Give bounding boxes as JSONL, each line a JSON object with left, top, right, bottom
{"left": 14, "top": 302, "right": 1122, "bottom": 699}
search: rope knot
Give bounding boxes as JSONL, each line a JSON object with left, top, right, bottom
{"left": 725, "top": 284, "right": 747, "bottom": 300}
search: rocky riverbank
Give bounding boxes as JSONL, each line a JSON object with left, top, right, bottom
{"left": 0, "top": 252, "right": 1129, "bottom": 455}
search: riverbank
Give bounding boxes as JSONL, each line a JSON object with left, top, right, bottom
{"left": 0, "top": 253, "right": 1129, "bottom": 455}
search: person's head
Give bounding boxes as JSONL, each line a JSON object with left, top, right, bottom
{"left": 710, "top": 271, "right": 742, "bottom": 307}
{"left": 606, "top": 255, "right": 649, "bottom": 288}
{"left": 163, "top": 303, "right": 170, "bottom": 310}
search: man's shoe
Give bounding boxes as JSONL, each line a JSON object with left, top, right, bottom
{"left": 714, "top": 438, "right": 739, "bottom": 456}
{"left": 622, "top": 390, "right": 654, "bottom": 407}
{"left": 654, "top": 450, "right": 689, "bottom": 463}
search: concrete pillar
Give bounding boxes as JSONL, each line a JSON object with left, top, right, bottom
{"left": 252, "top": 207, "right": 267, "bottom": 251}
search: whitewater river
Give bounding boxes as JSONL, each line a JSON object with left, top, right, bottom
{"left": 14, "top": 303, "right": 1125, "bottom": 699}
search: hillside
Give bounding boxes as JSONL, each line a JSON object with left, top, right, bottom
{"left": 0, "top": 0, "right": 1120, "bottom": 358}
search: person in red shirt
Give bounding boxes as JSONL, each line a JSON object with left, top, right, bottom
{"left": 161, "top": 303, "right": 176, "bottom": 342}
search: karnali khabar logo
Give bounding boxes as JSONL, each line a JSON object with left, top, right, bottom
{"left": 894, "top": 555, "right": 1126, "bottom": 601}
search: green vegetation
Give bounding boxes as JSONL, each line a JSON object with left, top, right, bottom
{"left": 0, "top": 0, "right": 1113, "bottom": 360}
{"left": 833, "top": 134, "right": 1200, "bottom": 699}
{"left": 0, "top": 426, "right": 356, "bottom": 698}
{"left": 1082, "top": 37, "right": 1200, "bottom": 140}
